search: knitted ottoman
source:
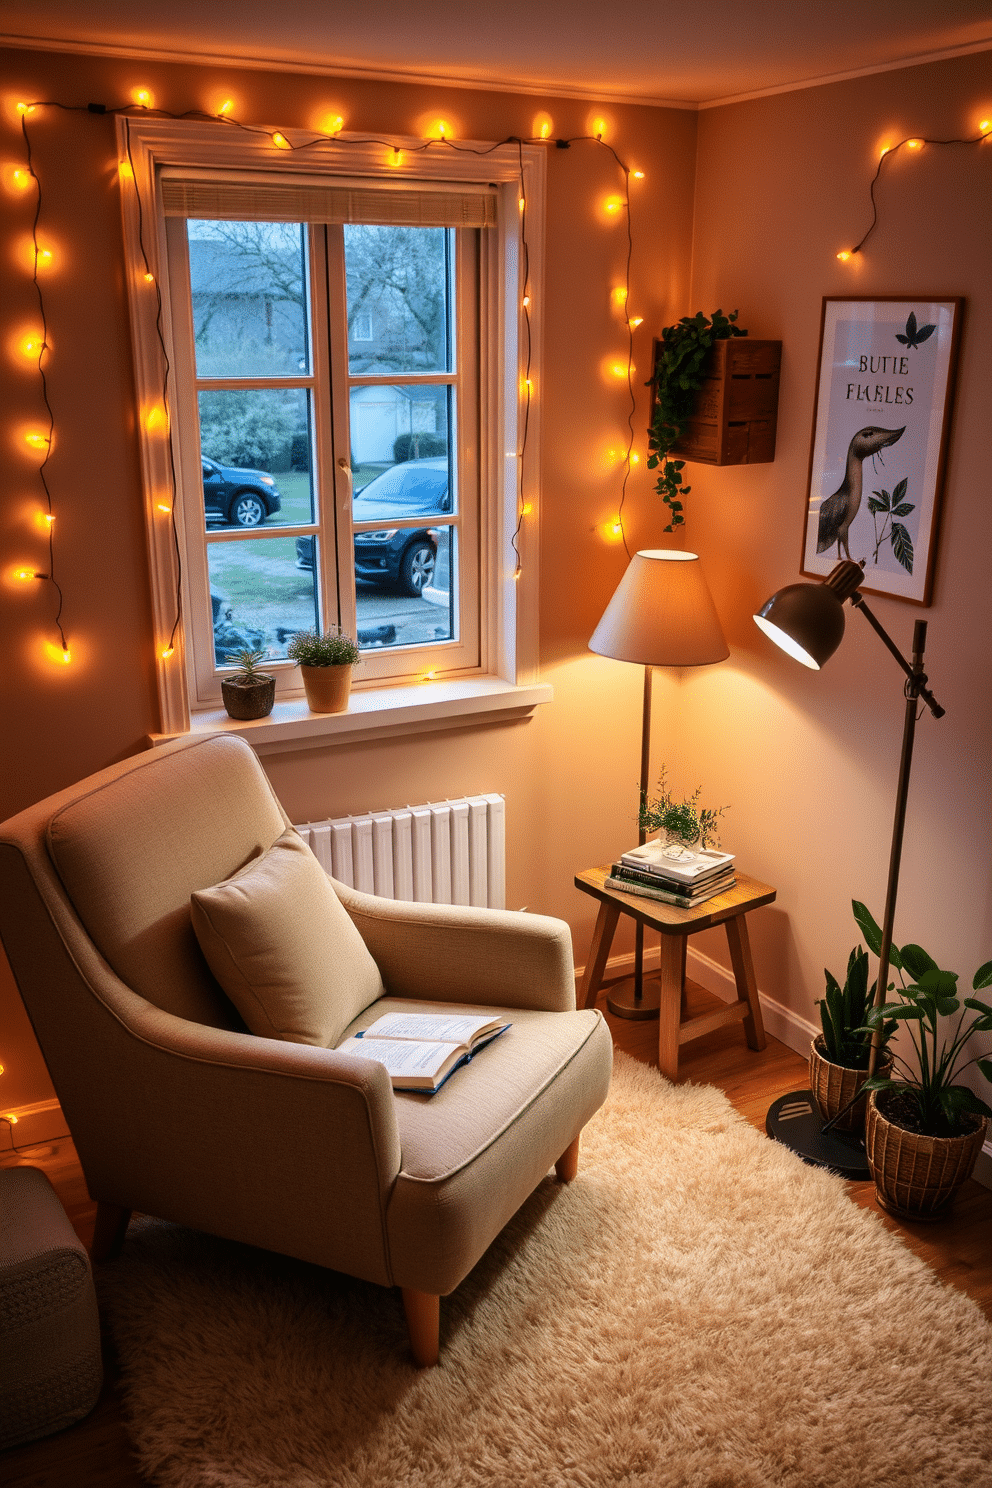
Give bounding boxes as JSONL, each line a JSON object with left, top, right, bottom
{"left": 0, "top": 1165, "right": 103, "bottom": 1449}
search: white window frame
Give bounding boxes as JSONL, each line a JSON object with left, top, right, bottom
{"left": 118, "top": 118, "right": 549, "bottom": 749}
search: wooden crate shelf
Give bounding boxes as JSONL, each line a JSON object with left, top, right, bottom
{"left": 659, "top": 338, "right": 782, "bottom": 466}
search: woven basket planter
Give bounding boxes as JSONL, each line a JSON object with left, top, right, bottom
{"left": 865, "top": 1090, "right": 988, "bottom": 1221}
{"left": 808, "top": 1036, "right": 893, "bottom": 1133}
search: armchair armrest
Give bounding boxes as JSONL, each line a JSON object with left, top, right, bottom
{"left": 330, "top": 880, "right": 576, "bottom": 1012}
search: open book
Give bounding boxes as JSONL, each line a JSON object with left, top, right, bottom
{"left": 337, "top": 1011, "right": 510, "bottom": 1093}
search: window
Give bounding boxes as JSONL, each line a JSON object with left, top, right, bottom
{"left": 120, "top": 121, "right": 546, "bottom": 739}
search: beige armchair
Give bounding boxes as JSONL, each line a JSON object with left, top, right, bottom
{"left": 0, "top": 735, "right": 611, "bottom": 1365}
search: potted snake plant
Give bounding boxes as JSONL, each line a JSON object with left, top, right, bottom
{"left": 854, "top": 902, "right": 992, "bottom": 1219}
{"left": 286, "top": 626, "right": 361, "bottom": 714}
{"left": 810, "top": 944, "right": 896, "bottom": 1132}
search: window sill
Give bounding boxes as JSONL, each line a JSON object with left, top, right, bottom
{"left": 148, "top": 675, "right": 553, "bottom": 755}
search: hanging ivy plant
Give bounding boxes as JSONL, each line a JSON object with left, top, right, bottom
{"left": 646, "top": 309, "right": 747, "bottom": 531}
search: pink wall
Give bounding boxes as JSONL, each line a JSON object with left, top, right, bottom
{"left": 683, "top": 55, "right": 992, "bottom": 1066}
{"left": 0, "top": 48, "right": 696, "bottom": 1110}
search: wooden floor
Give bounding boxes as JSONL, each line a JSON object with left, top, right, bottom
{"left": 3, "top": 978, "right": 991, "bottom": 1487}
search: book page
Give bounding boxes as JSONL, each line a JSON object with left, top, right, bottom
{"left": 361, "top": 1011, "right": 502, "bottom": 1045}
{"left": 337, "top": 1036, "right": 455, "bottom": 1079}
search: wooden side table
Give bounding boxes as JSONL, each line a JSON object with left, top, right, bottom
{"left": 574, "top": 866, "right": 776, "bottom": 1080}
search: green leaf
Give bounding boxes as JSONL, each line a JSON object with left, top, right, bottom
{"left": 891, "top": 503, "right": 914, "bottom": 517}
{"left": 892, "top": 477, "right": 908, "bottom": 503}
{"left": 901, "top": 943, "right": 939, "bottom": 980}
{"left": 867, "top": 498, "right": 887, "bottom": 515}
{"left": 891, "top": 522, "right": 914, "bottom": 574}
{"left": 977, "top": 1058, "right": 992, "bottom": 1081}
{"left": 871, "top": 488, "right": 891, "bottom": 510}
{"left": 963, "top": 998, "right": 992, "bottom": 1018}
{"left": 853, "top": 901, "right": 883, "bottom": 955}
{"left": 861, "top": 1075, "right": 895, "bottom": 1092}
{"left": 973, "top": 962, "right": 992, "bottom": 991}
{"left": 940, "top": 1086, "right": 992, "bottom": 1123}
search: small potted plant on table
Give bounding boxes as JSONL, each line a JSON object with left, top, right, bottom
{"left": 856, "top": 902, "right": 992, "bottom": 1220}
{"left": 220, "top": 649, "right": 276, "bottom": 721}
{"left": 286, "top": 626, "right": 361, "bottom": 714}
{"left": 638, "top": 767, "right": 727, "bottom": 855}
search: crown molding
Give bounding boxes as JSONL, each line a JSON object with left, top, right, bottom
{"left": 3, "top": 29, "right": 990, "bottom": 113}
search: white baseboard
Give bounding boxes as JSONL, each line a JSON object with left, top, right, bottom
{"left": 575, "top": 946, "right": 992, "bottom": 1192}
{"left": 1, "top": 1097, "right": 70, "bottom": 1152}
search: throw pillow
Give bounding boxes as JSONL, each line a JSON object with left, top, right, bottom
{"left": 190, "top": 829, "right": 383, "bottom": 1046}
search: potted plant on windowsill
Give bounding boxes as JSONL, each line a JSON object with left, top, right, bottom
{"left": 855, "top": 902, "right": 992, "bottom": 1220}
{"left": 286, "top": 627, "right": 361, "bottom": 714}
{"left": 220, "top": 649, "right": 276, "bottom": 721}
{"left": 810, "top": 943, "right": 896, "bottom": 1133}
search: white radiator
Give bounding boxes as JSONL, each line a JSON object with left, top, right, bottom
{"left": 295, "top": 795, "right": 505, "bottom": 909}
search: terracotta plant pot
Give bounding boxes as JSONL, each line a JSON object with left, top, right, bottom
{"left": 299, "top": 663, "right": 352, "bottom": 714}
{"left": 220, "top": 674, "right": 276, "bottom": 721}
{"left": 808, "top": 1035, "right": 893, "bottom": 1133}
{"left": 865, "top": 1089, "right": 987, "bottom": 1221}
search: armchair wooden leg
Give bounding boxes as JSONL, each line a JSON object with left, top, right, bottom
{"left": 555, "top": 1135, "right": 580, "bottom": 1183}
{"left": 402, "top": 1288, "right": 440, "bottom": 1368}
{"left": 90, "top": 1201, "right": 132, "bottom": 1262}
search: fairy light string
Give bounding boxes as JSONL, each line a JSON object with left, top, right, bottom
{"left": 837, "top": 122, "right": 991, "bottom": 260}
{"left": 12, "top": 99, "right": 642, "bottom": 654}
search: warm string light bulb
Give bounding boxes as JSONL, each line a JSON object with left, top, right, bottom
{"left": 907, "top": 138, "right": 923, "bottom": 150}
{"left": 981, "top": 120, "right": 991, "bottom": 133}
{"left": 133, "top": 89, "right": 153, "bottom": 107}
{"left": 628, "top": 316, "right": 643, "bottom": 329}
{"left": 837, "top": 250, "right": 853, "bottom": 262}
{"left": 272, "top": 132, "right": 291, "bottom": 150}
{"left": 144, "top": 271, "right": 155, "bottom": 283}
{"left": 35, "top": 247, "right": 53, "bottom": 269}
{"left": 218, "top": 100, "right": 234, "bottom": 117}
{"left": 521, "top": 502, "right": 533, "bottom": 517}
{"left": 156, "top": 502, "right": 172, "bottom": 513}
{"left": 631, "top": 169, "right": 645, "bottom": 180}
{"left": 11, "top": 168, "right": 33, "bottom": 190}
{"left": 160, "top": 645, "right": 175, "bottom": 659}
{"left": 25, "top": 431, "right": 50, "bottom": 450}
{"left": 522, "top": 294, "right": 531, "bottom": 308}
{"left": 16, "top": 103, "right": 35, "bottom": 115}
{"left": 15, "top": 568, "right": 39, "bottom": 582}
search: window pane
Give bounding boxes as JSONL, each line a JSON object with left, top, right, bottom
{"left": 209, "top": 536, "right": 319, "bottom": 664}
{"left": 344, "top": 225, "right": 451, "bottom": 374}
{"left": 198, "top": 388, "right": 314, "bottom": 529}
{"left": 350, "top": 385, "right": 451, "bottom": 495}
{"left": 356, "top": 528, "right": 454, "bottom": 649}
{"left": 188, "top": 220, "right": 309, "bottom": 378}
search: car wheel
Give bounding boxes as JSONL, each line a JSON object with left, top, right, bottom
{"left": 398, "top": 541, "right": 436, "bottom": 597}
{"left": 230, "top": 492, "right": 266, "bottom": 527}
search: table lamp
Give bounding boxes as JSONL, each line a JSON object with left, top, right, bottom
{"left": 589, "top": 549, "right": 729, "bottom": 1018}
{"left": 754, "top": 558, "right": 945, "bottom": 1172}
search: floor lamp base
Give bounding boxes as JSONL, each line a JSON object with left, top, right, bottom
{"left": 606, "top": 974, "right": 662, "bottom": 1020}
{"left": 765, "top": 1090, "right": 871, "bottom": 1180}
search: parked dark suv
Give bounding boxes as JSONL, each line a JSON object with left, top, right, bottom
{"left": 295, "top": 457, "right": 448, "bottom": 597}
{"left": 202, "top": 456, "right": 282, "bottom": 527}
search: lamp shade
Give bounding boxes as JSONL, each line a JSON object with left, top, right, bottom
{"left": 752, "top": 560, "right": 864, "bottom": 670}
{"left": 589, "top": 550, "right": 729, "bottom": 667}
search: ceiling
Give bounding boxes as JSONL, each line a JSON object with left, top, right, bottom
{"left": 2, "top": 1, "right": 990, "bottom": 107}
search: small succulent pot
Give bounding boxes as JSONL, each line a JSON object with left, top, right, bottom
{"left": 221, "top": 673, "right": 276, "bottom": 721}
{"left": 299, "top": 663, "right": 352, "bottom": 714}
{"left": 865, "top": 1089, "right": 987, "bottom": 1221}
{"left": 809, "top": 1035, "right": 893, "bottom": 1133}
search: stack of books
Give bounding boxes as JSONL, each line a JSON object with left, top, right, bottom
{"left": 605, "top": 841, "right": 736, "bottom": 909}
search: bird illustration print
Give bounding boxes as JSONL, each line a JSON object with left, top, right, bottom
{"left": 816, "top": 424, "right": 905, "bottom": 560}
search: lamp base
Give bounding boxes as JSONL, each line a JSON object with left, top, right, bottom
{"left": 605, "top": 974, "right": 662, "bottom": 1021}
{"left": 765, "top": 1090, "right": 871, "bottom": 1180}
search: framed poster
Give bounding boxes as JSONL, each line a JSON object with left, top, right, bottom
{"left": 801, "top": 297, "right": 962, "bottom": 606}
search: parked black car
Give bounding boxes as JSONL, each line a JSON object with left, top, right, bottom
{"left": 295, "top": 457, "right": 448, "bottom": 597}
{"left": 202, "top": 456, "right": 282, "bottom": 527}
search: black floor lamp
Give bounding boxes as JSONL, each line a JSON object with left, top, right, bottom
{"left": 589, "top": 549, "right": 729, "bottom": 1019}
{"left": 753, "top": 558, "right": 945, "bottom": 1174}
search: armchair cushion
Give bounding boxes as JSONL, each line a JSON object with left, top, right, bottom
{"left": 191, "top": 829, "right": 384, "bottom": 1047}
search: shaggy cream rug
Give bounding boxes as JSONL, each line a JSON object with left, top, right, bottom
{"left": 98, "top": 1054, "right": 992, "bottom": 1488}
